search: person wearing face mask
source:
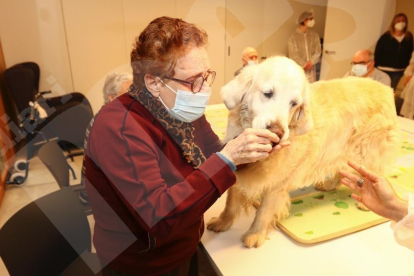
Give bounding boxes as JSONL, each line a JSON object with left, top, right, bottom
{"left": 83, "top": 17, "right": 290, "bottom": 276}
{"left": 234, "top": 47, "right": 258, "bottom": 77}
{"left": 288, "top": 9, "right": 321, "bottom": 83}
{"left": 344, "top": 49, "right": 391, "bottom": 86}
{"left": 375, "top": 13, "right": 413, "bottom": 91}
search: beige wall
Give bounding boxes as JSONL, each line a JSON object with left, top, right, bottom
{"left": 0, "top": 0, "right": 73, "bottom": 95}
{"left": 320, "top": 0, "right": 396, "bottom": 80}
{"left": 1, "top": 0, "right": 410, "bottom": 111}
{"left": 222, "top": 0, "right": 327, "bottom": 84}
{"left": 260, "top": 0, "right": 327, "bottom": 58}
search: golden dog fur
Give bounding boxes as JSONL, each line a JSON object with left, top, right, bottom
{"left": 207, "top": 56, "right": 400, "bottom": 248}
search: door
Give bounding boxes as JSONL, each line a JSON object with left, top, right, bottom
{"left": 224, "top": 0, "right": 266, "bottom": 84}
{"left": 320, "top": 0, "right": 396, "bottom": 80}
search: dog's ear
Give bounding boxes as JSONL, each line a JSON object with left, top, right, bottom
{"left": 292, "top": 84, "right": 314, "bottom": 135}
{"left": 220, "top": 65, "right": 257, "bottom": 110}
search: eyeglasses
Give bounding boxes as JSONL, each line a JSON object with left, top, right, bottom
{"left": 164, "top": 70, "right": 216, "bottom": 93}
{"left": 351, "top": 61, "right": 371, "bottom": 65}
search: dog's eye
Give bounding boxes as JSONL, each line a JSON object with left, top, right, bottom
{"left": 290, "top": 101, "right": 298, "bottom": 108}
{"left": 263, "top": 91, "right": 273, "bottom": 99}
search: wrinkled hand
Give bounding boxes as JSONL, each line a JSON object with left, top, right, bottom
{"left": 304, "top": 61, "right": 313, "bottom": 71}
{"left": 339, "top": 160, "right": 407, "bottom": 221}
{"left": 220, "top": 128, "right": 290, "bottom": 166}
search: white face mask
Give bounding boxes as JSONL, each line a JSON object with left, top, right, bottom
{"left": 351, "top": 64, "right": 368, "bottom": 77}
{"left": 157, "top": 78, "right": 211, "bottom": 123}
{"left": 395, "top": 22, "right": 406, "bottom": 31}
{"left": 307, "top": 19, "right": 315, "bottom": 28}
{"left": 247, "top": 60, "right": 258, "bottom": 66}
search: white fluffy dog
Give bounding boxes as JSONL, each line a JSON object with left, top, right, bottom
{"left": 206, "top": 56, "right": 400, "bottom": 248}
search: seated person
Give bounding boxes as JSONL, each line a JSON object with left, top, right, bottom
{"left": 103, "top": 72, "right": 133, "bottom": 104}
{"left": 344, "top": 49, "right": 391, "bottom": 86}
{"left": 234, "top": 47, "right": 258, "bottom": 76}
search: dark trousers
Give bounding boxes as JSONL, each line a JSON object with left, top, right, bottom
{"left": 383, "top": 70, "right": 404, "bottom": 91}
{"left": 101, "top": 250, "right": 199, "bottom": 276}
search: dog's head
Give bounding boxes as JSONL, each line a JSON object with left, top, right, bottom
{"left": 221, "top": 56, "right": 314, "bottom": 141}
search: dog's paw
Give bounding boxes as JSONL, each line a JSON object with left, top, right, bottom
{"left": 241, "top": 231, "right": 268, "bottom": 248}
{"left": 313, "top": 182, "right": 326, "bottom": 191}
{"left": 355, "top": 202, "right": 370, "bottom": 211}
{"left": 206, "top": 217, "right": 233, "bottom": 232}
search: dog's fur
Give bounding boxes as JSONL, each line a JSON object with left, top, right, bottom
{"left": 206, "top": 56, "right": 400, "bottom": 248}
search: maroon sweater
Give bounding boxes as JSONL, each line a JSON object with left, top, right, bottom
{"left": 84, "top": 93, "right": 235, "bottom": 275}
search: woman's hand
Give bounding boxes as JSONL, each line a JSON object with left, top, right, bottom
{"left": 339, "top": 160, "right": 408, "bottom": 222}
{"left": 219, "top": 128, "right": 290, "bottom": 166}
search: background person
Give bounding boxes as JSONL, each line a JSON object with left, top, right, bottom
{"left": 103, "top": 72, "right": 133, "bottom": 104}
{"left": 344, "top": 49, "right": 391, "bottom": 86}
{"left": 339, "top": 161, "right": 414, "bottom": 251}
{"left": 288, "top": 9, "right": 321, "bottom": 83}
{"left": 374, "top": 13, "right": 413, "bottom": 91}
{"left": 84, "top": 16, "right": 289, "bottom": 276}
{"left": 234, "top": 47, "right": 258, "bottom": 76}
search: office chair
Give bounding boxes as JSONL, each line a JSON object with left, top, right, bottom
{"left": 0, "top": 188, "right": 103, "bottom": 276}
{"left": 37, "top": 140, "right": 91, "bottom": 215}
{"left": 2, "top": 62, "right": 93, "bottom": 185}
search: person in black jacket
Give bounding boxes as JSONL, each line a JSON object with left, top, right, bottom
{"left": 375, "top": 13, "right": 413, "bottom": 91}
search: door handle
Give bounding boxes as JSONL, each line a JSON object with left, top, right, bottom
{"left": 325, "top": 50, "right": 336, "bottom": 54}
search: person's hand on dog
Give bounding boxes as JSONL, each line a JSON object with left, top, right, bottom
{"left": 220, "top": 128, "right": 290, "bottom": 166}
{"left": 339, "top": 160, "right": 408, "bottom": 222}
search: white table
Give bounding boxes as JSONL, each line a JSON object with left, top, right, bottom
{"left": 201, "top": 117, "right": 414, "bottom": 276}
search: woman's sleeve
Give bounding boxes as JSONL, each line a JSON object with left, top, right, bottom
{"left": 88, "top": 114, "right": 236, "bottom": 239}
{"left": 375, "top": 34, "right": 386, "bottom": 65}
{"left": 391, "top": 193, "right": 414, "bottom": 251}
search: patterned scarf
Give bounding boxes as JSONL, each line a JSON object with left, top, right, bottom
{"left": 129, "top": 86, "right": 206, "bottom": 168}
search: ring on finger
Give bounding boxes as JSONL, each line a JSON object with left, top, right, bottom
{"left": 357, "top": 177, "right": 364, "bottom": 187}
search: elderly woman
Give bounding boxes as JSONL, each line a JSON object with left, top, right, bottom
{"left": 103, "top": 72, "right": 133, "bottom": 104}
{"left": 84, "top": 17, "right": 289, "bottom": 276}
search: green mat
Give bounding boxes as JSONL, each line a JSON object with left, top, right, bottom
{"left": 278, "top": 131, "right": 414, "bottom": 244}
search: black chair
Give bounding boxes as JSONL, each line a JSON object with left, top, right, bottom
{"left": 0, "top": 188, "right": 103, "bottom": 276}
{"left": 2, "top": 62, "right": 93, "bottom": 184}
{"left": 38, "top": 140, "right": 91, "bottom": 215}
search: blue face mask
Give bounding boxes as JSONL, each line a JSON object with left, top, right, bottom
{"left": 351, "top": 62, "right": 370, "bottom": 77}
{"left": 157, "top": 79, "right": 211, "bottom": 123}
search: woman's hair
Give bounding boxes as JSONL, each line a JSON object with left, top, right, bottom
{"left": 130, "top": 16, "right": 208, "bottom": 91}
{"left": 390, "top": 13, "right": 408, "bottom": 34}
{"left": 103, "top": 72, "right": 132, "bottom": 104}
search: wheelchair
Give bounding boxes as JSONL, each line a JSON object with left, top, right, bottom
{"left": 2, "top": 62, "right": 93, "bottom": 185}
